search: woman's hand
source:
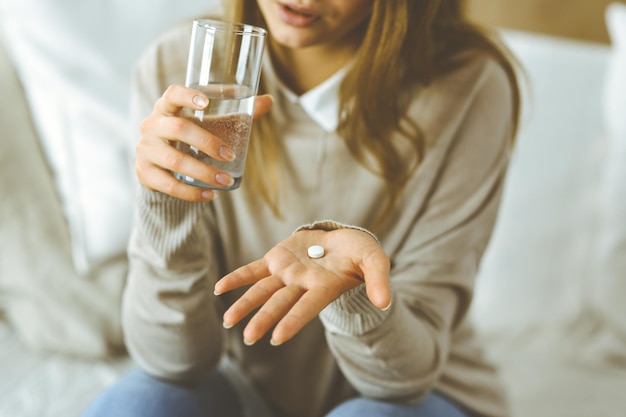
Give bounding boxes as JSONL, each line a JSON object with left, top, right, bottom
{"left": 135, "top": 84, "right": 273, "bottom": 201}
{"left": 214, "top": 228, "right": 391, "bottom": 346}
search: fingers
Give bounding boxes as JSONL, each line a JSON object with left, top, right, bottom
{"left": 253, "top": 94, "right": 274, "bottom": 120}
{"left": 135, "top": 136, "right": 231, "bottom": 200}
{"left": 221, "top": 276, "right": 284, "bottom": 327}
{"left": 216, "top": 229, "right": 392, "bottom": 346}
{"left": 136, "top": 84, "right": 246, "bottom": 199}
{"left": 143, "top": 85, "right": 236, "bottom": 162}
{"left": 148, "top": 112, "right": 236, "bottom": 163}
{"left": 154, "top": 84, "right": 209, "bottom": 117}
{"left": 218, "top": 264, "right": 336, "bottom": 346}
{"left": 135, "top": 151, "right": 216, "bottom": 202}
{"left": 240, "top": 286, "right": 305, "bottom": 345}
{"left": 269, "top": 288, "right": 334, "bottom": 346}
{"left": 362, "top": 250, "right": 392, "bottom": 310}
{"left": 214, "top": 259, "right": 269, "bottom": 295}
{"left": 138, "top": 86, "right": 273, "bottom": 196}
{"left": 156, "top": 85, "right": 273, "bottom": 120}
{"left": 230, "top": 285, "right": 332, "bottom": 347}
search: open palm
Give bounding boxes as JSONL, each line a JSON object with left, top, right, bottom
{"left": 214, "top": 228, "right": 391, "bottom": 346}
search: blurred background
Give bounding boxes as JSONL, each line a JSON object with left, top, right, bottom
{"left": 1, "top": 1, "right": 625, "bottom": 417}
{"left": 467, "top": 0, "right": 615, "bottom": 43}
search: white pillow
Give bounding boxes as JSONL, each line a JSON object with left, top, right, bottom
{"left": 604, "top": 2, "right": 626, "bottom": 146}
{"left": 593, "top": 2, "right": 626, "bottom": 340}
{"left": 0, "top": 0, "right": 218, "bottom": 273}
{"left": 470, "top": 31, "right": 610, "bottom": 337}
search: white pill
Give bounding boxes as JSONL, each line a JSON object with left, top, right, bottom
{"left": 307, "top": 245, "right": 325, "bottom": 259}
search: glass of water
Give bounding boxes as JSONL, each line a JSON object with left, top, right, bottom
{"left": 175, "top": 19, "right": 267, "bottom": 190}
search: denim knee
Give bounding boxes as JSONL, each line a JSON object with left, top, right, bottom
{"left": 81, "top": 368, "right": 243, "bottom": 417}
{"left": 325, "top": 393, "right": 470, "bottom": 417}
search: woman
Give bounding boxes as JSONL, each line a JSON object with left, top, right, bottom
{"left": 83, "top": 0, "right": 520, "bottom": 416}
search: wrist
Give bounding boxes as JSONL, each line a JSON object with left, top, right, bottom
{"left": 293, "top": 219, "right": 380, "bottom": 245}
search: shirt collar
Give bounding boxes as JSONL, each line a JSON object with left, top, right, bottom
{"left": 262, "top": 55, "right": 352, "bottom": 132}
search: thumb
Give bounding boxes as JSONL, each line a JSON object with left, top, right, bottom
{"left": 253, "top": 94, "right": 274, "bottom": 120}
{"left": 361, "top": 252, "right": 392, "bottom": 310}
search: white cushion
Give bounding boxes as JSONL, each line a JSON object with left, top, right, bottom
{"left": 592, "top": 2, "right": 626, "bottom": 340}
{"left": 0, "top": 0, "right": 218, "bottom": 273}
{"left": 604, "top": 2, "right": 626, "bottom": 145}
{"left": 470, "top": 31, "right": 610, "bottom": 336}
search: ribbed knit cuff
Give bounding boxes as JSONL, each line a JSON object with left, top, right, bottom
{"left": 295, "top": 220, "right": 387, "bottom": 336}
{"left": 319, "top": 284, "right": 391, "bottom": 336}
{"left": 137, "top": 185, "right": 207, "bottom": 214}
{"left": 138, "top": 185, "right": 187, "bottom": 204}
{"left": 135, "top": 186, "right": 210, "bottom": 258}
{"left": 293, "top": 219, "right": 380, "bottom": 244}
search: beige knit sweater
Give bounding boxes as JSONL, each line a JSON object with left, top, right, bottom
{"left": 123, "top": 22, "right": 514, "bottom": 417}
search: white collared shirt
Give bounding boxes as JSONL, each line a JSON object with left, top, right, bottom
{"left": 261, "top": 54, "right": 352, "bottom": 133}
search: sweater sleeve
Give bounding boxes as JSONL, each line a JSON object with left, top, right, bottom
{"left": 316, "top": 58, "right": 514, "bottom": 402}
{"left": 122, "top": 27, "right": 225, "bottom": 382}
{"left": 123, "top": 188, "right": 224, "bottom": 382}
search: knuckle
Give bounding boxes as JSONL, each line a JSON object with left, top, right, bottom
{"left": 197, "top": 133, "right": 214, "bottom": 150}
{"left": 162, "top": 176, "right": 180, "bottom": 196}
{"left": 134, "top": 146, "right": 150, "bottom": 175}
{"left": 164, "top": 150, "right": 185, "bottom": 171}
{"left": 151, "top": 99, "right": 160, "bottom": 113}
{"left": 168, "top": 116, "right": 187, "bottom": 133}
{"left": 163, "top": 84, "right": 178, "bottom": 99}
{"left": 135, "top": 136, "right": 149, "bottom": 154}
{"left": 134, "top": 159, "right": 146, "bottom": 178}
{"left": 255, "top": 309, "right": 278, "bottom": 325}
{"left": 152, "top": 95, "right": 167, "bottom": 114}
{"left": 139, "top": 116, "right": 153, "bottom": 133}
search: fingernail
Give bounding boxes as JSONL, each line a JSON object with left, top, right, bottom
{"left": 244, "top": 338, "right": 256, "bottom": 346}
{"left": 218, "top": 146, "right": 236, "bottom": 161}
{"left": 216, "top": 173, "right": 234, "bottom": 187}
{"left": 192, "top": 95, "right": 208, "bottom": 108}
{"left": 222, "top": 321, "right": 233, "bottom": 329}
{"left": 270, "top": 339, "right": 282, "bottom": 347}
{"left": 213, "top": 289, "right": 221, "bottom": 296}
{"left": 381, "top": 299, "right": 392, "bottom": 311}
{"left": 202, "top": 190, "right": 214, "bottom": 200}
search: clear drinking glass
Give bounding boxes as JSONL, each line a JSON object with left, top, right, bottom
{"left": 174, "top": 19, "right": 267, "bottom": 190}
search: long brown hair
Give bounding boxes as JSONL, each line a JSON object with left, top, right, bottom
{"left": 224, "top": 0, "right": 521, "bottom": 224}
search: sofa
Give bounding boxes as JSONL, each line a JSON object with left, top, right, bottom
{"left": 1, "top": 2, "right": 625, "bottom": 416}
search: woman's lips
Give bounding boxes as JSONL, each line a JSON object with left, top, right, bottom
{"left": 277, "top": 3, "right": 321, "bottom": 27}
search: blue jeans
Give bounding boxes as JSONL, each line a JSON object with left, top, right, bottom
{"left": 82, "top": 365, "right": 470, "bottom": 417}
